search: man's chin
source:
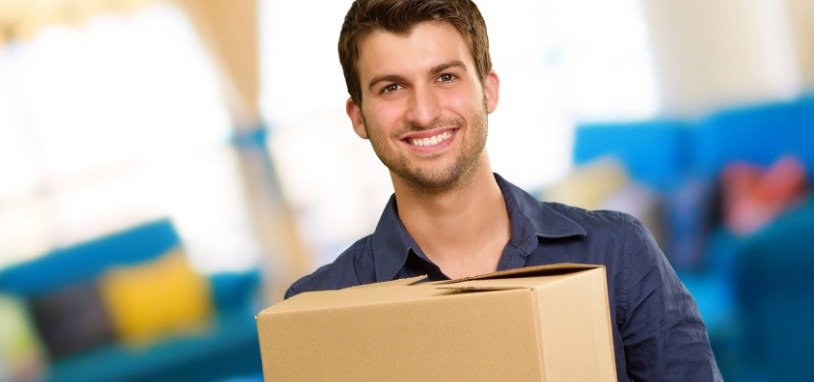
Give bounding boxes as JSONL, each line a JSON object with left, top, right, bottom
{"left": 398, "top": 163, "right": 475, "bottom": 192}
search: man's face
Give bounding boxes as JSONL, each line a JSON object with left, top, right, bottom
{"left": 346, "top": 21, "right": 499, "bottom": 191}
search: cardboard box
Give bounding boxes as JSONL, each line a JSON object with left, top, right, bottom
{"left": 256, "top": 263, "right": 616, "bottom": 381}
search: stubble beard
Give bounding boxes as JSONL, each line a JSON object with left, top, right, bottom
{"left": 364, "top": 98, "right": 489, "bottom": 194}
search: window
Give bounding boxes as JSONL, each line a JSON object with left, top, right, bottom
{"left": 0, "top": 5, "right": 260, "bottom": 273}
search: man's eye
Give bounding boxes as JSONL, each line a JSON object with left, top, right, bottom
{"left": 438, "top": 73, "right": 457, "bottom": 82}
{"left": 381, "top": 84, "right": 401, "bottom": 94}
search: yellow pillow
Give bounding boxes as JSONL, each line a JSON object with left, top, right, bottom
{"left": 99, "top": 249, "right": 213, "bottom": 345}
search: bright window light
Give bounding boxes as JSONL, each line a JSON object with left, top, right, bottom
{"left": 0, "top": 5, "right": 259, "bottom": 273}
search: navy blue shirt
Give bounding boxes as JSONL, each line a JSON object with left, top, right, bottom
{"left": 286, "top": 174, "right": 723, "bottom": 381}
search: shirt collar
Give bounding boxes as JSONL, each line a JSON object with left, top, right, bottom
{"left": 495, "top": 173, "right": 587, "bottom": 241}
{"left": 371, "top": 173, "right": 587, "bottom": 281}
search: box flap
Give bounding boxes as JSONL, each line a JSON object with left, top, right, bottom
{"left": 259, "top": 264, "right": 603, "bottom": 315}
{"left": 437, "top": 285, "right": 529, "bottom": 292}
{"left": 433, "top": 264, "right": 604, "bottom": 293}
{"left": 440, "top": 263, "right": 602, "bottom": 284}
{"left": 351, "top": 275, "right": 426, "bottom": 289}
{"left": 257, "top": 282, "right": 452, "bottom": 315}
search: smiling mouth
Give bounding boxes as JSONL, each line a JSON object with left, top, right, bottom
{"left": 407, "top": 130, "right": 454, "bottom": 147}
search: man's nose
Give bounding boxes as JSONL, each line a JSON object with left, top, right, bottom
{"left": 405, "top": 86, "right": 441, "bottom": 128}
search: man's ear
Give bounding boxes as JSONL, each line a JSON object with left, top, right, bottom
{"left": 346, "top": 98, "right": 368, "bottom": 139}
{"left": 484, "top": 70, "right": 500, "bottom": 114}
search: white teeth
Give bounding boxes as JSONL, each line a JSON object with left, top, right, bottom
{"left": 410, "top": 131, "right": 452, "bottom": 147}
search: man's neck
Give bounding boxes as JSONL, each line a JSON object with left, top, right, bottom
{"left": 392, "top": 158, "right": 511, "bottom": 279}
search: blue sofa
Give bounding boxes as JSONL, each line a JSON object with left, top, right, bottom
{"left": 573, "top": 93, "right": 814, "bottom": 380}
{"left": 0, "top": 219, "right": 263, "bottom": 382}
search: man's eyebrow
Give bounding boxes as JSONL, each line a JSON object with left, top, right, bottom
{"left": 368, "top": 74, "right": 405, "bottom": 92}
{"left": 430, "top": 60, "right": 466, "bottom": 75}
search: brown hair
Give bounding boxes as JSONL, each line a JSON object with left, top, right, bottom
{"left": 339, "top": 0, "right": 492, "bottom": 105}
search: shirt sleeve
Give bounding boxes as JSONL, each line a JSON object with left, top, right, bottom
{"left": 619, "top": 216, "right": 723, "bottom": 381}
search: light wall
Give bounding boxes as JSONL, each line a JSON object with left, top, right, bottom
{"left": 642, "top": 0, "right": 814, "bottom": 117}
{"left": 784, "top": 0, "right": 814, "bottom": 86}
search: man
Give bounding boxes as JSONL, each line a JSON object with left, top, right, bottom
{"left": 285, "top": 0, "right": 723, "bottom": 380}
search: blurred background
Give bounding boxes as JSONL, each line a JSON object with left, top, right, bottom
{"left": 0, "top": 0, "right": 812, "bottom": 381}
